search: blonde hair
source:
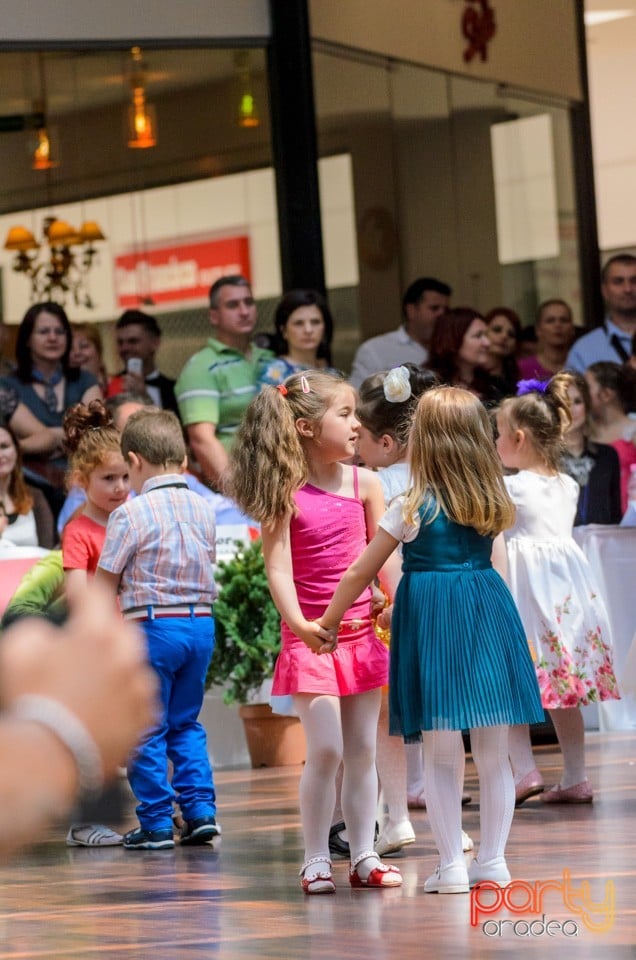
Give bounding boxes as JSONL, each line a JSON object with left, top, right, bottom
{"left": 71, "top": 322, "right": 104, "bottom": 360}
{"left": 497, "top": 372, "right": 573, "bottom": 472}
{"left": 403, "top": 386, "right": 515, "bottom": 536}
{"left": 228, "top": 370, "right": 347, "bottom": 524}
{"left": 63, "top": 400, "right": 122, "bottom": 486}
{"left": 121, "top": 409, "right": 185, "bottom": 467}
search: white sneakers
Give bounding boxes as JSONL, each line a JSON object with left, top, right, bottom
{"left": 374, "top": 819, "right": 416, "bottom": 856}
{"left": 66, "top": 824, "right": 123, "bottom": 847}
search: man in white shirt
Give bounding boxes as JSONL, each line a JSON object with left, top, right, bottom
{"left": 566, "top": 254, "right": 636, "bottom": 373}
{"left": 349, "top": 277, "right": 451, "bottom": 387}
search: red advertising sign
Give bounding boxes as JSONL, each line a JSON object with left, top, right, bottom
{"left": 114, "top": 235, "right": 251, "bottom": 308}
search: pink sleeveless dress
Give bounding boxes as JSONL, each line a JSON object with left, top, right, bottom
{"left": 271, "top": 468, "right": 389, "bottom": 697}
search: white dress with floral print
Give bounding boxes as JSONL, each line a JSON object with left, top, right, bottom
{"left": 503, "top": 471, "right": 620, "bottom": 708}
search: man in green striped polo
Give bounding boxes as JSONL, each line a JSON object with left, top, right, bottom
{"left": 175, "top": 276, "right": 272, "bottom": 490}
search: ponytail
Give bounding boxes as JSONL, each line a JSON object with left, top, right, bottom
{"left": 228, "top": 370, "right": 346, "bottom": 525}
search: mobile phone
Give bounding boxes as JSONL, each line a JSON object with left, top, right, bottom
{"left": 126, "top": 358, "right": 143, "bottom": 376}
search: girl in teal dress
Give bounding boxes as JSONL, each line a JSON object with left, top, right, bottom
{"left": 319, "top": 386, "right": 544, "bottom": 894}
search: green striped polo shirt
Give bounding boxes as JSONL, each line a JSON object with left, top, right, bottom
{"left": 175, "top": 337, "right": 273, "bottom": 451}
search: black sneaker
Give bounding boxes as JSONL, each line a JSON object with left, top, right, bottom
{"left": 123, "top": 827, "right": 175, "bottom": 850}
{"left": 328, "top": 820, "right": 349, "bottom": 858}
{"left": 180, "top": 816, "right": 221, "bottom": 846}
{"left": 329, "top": 820, "right": 379, "bottom": 858}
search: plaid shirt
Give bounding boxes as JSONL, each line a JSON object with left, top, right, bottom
{"left": 98, "top": 473, "right": 217, "bottom": 612}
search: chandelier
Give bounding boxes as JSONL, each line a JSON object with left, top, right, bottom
{"left": 3, "top": 216, "right": 106, "bottom": 309}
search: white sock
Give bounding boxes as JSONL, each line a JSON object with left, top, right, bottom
{"left": 376, "top": 691, "right": 410, "bottom": 824}
{"left": 471, "top": 725, "right": 515, "bottom": 864}
{"left": 293, "top": 694, "right": 342, "bottom": 864}
{"left": 405, "top": 742, "right": 425, "bottom": 797}
{"left": 341, "top": 690, "right": 383, "bottom": 871}
{"left": 422, "top": 729, "right": 465, "bottom": 868}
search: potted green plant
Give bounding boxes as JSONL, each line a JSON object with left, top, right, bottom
{"left": 206, "top": 537, "right": 305, "bottom": 767}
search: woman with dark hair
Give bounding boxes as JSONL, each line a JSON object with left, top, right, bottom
{"left": 427, "top": 307, "right": 501, "bottom": 403}
{"left": 0, "top": 420, "right": 55, "bottom": 548}
{"left": 561, "top": 373, "right": 622, "bottom": 525}
{"left": 258, "top": 289, "right": 337, "bottom": 387}
{"left": 1, "top": 302, "right": 101, "bottom": 504}
{"left": 482, "top": 307, "right": 521, "bottom": 396}
{"left": 584, "top": 361, "right": 636, "bottom": 513}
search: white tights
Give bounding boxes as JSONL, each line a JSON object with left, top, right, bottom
{"left": 376, "top": 690, "right": 409, "bottom": 825}
{"left": 294, "top": 689, "right": 381, "bottom": 873}
{"left": 423, "top": 725, "right": 514, "bottom": 868}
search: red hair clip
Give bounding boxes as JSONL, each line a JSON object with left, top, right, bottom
{"left": 276, "top": 384, "right": 288, "bottom": 396}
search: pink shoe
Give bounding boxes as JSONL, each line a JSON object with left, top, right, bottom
{"left": 540, "top": 780, "right": 593, "bottom": 804}
{"left": 407, "top": 790, "right": 427, "bottom": 809}
{"left": 407, "top": 791, "right": 472, "bottom": 810}
{"left": 514, "top": 769, "right": 545, "bottom": 807}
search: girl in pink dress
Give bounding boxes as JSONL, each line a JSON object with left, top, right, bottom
{"left": 229, "top": 371, "right": 402, "bottom": 894}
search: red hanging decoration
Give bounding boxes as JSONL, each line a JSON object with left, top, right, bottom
{"left": 462, "top": 0, "right": 496, "bottom": 63}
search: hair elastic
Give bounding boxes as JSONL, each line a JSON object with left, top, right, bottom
{"left": 276, "top": 384, "right": 288, "bottom": 396}
{"left": 516, "top": 378, "right": 548, "bottom": 397}
{"left": 301, "top": 376, "right": 310, "bottom": 394}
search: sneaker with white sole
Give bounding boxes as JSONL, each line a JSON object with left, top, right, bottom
{"left": 424, "top": 861, "right": 469, "bottom": 894}
{"left": 123, "top": 827, "right": 175, "bottom": 850}
{"left": 468, "top": 857, "right": 511, "bottom": 887}
{"left": 66, "top": 824, "right": 123, "bottom": 847}
{"left": 180, "top": 816, "right": 221, "bottom": 846}
{"left": 375, "top": 819, "right": 416, "bottom": 856}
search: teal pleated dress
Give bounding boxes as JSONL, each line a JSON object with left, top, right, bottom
{"left": 383, "top": 497, "right": 544, "bottom": 742}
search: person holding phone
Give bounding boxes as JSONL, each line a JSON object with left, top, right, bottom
{"left": 106, "top": 311, "right": 179, "bottom": 415}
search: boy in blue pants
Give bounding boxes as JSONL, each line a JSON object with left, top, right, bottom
{"left": 97, "top": 409, "right": 219, "bottom": 849}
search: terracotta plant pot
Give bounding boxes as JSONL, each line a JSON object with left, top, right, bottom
{"left": 239, "top": 703, "right": 306, "bottom": 768}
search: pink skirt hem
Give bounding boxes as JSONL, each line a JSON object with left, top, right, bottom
{"left": 272, "top": 624, "right": 388, "bottom": 698}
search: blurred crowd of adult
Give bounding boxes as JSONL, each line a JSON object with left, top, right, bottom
{"left": 0, "top": 252, "right": 635, "bottom": 553}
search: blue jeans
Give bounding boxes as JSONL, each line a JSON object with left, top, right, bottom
{"left": 128, "top": 614, "right": 216, "bottom": 831}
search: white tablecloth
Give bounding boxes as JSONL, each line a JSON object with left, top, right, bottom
{"left": 573, "top": 525, "right": 636, "bottom": 731}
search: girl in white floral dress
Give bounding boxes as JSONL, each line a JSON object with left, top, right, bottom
{"left": 495, "top": 374, "right": 620, "bottom": 806}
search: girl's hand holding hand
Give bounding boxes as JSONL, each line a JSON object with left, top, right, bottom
{"left": 376, "top": 603, "right": 394, "bottom": 630}
{"left": 371, "top": 584, "right": 388, "bottom": 616}
{"left": 298, "top": 619, "right": 337, "bottom": 655}
{"left": 314, "top": 618, "right": 338, "bottom": 655}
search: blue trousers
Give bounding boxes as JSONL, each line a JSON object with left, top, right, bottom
{"left": 129, "top": 614, "right": 216, "bottom": 830}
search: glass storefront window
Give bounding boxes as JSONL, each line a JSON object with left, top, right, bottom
{"left": 313, "top": 44, "right": 583, "bottom": 368}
